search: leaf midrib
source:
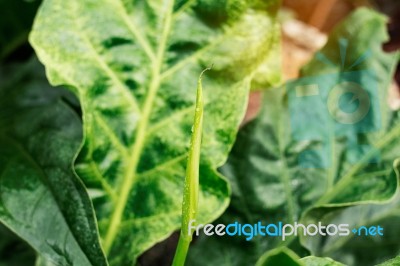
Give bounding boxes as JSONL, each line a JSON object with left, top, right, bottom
{"left": 102, "top": 0, "right": 176, "bottom": 254}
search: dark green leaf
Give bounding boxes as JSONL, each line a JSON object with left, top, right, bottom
{"left": 296, "top": 10, "right": 399, "bottom": 205}
{"left": 301, "top": 184, "right": 400, "bottom": 266}
{"left": 377, "top": 255, "right": 400, "bottom": 266}
{"left": 0, "top": 58, "right": 107, "bottom": 265}
{"left": 0, "top": 0, "right": 42, "bottom": 60}
{"left": 298, "top": 8, "right": 400, "bottom": 265}
{"left": 30, "top": 0, "right": 281, "bottom": 264}
{"left": 0, "top": 224, "right": 36, "bottom": 266}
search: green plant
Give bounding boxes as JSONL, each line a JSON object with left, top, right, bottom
{"left": 23, "top": 0, "right": 280, "bottom": 264}
{"left": 1, "top": 1, "right": 400, "bottom": 266}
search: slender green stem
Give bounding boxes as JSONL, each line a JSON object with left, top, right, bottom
{"left": 172, "top": 235, "right": 191, "bottom": 266}
{"left": 172, "top": 68, "right": 210, "bottom": 266}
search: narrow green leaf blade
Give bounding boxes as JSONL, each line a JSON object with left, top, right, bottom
{"left": 172, "top": 69, "right": 207, "bottom": 266}
{"left": 181, "top": 69, "right": 206, "bottom": 237}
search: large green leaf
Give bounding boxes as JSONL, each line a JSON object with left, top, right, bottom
{"left": 30, "top": 0, "right": 281, "bottom": 264}
{"left": 188, "top": 8, "right": 399, "bottom": 266}
{"left": 0, "top": 58, "right": 107, "bottom": 265}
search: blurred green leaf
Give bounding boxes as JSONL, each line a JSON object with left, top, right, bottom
{"left": 0, "top": 0, "right": 42, "bottom": 59}
{"left": 255, "top": 248, "right": 345, "bottom": 266}
{"left": 377, "top": 255, "right": 400, "bottom": 266}
{"left": 300, "top": 256, "right": 345, "bottom": 266}
{"left": 30, "top": 0, "right": 281, "bottom": 264}
{"left": 188, "top": 8, "right": 399, "bottom": 266}
{"left": 299, "top": 8, "right": 400, "bottom": 265}
{"left": 256, "top": 248, "right": 303, "bottom": 266}
{"left": 301, "top": 187, "right": 400, "bottom": 266}
{"left": 0, "top": 58, "right": 107, "bottom": 265}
